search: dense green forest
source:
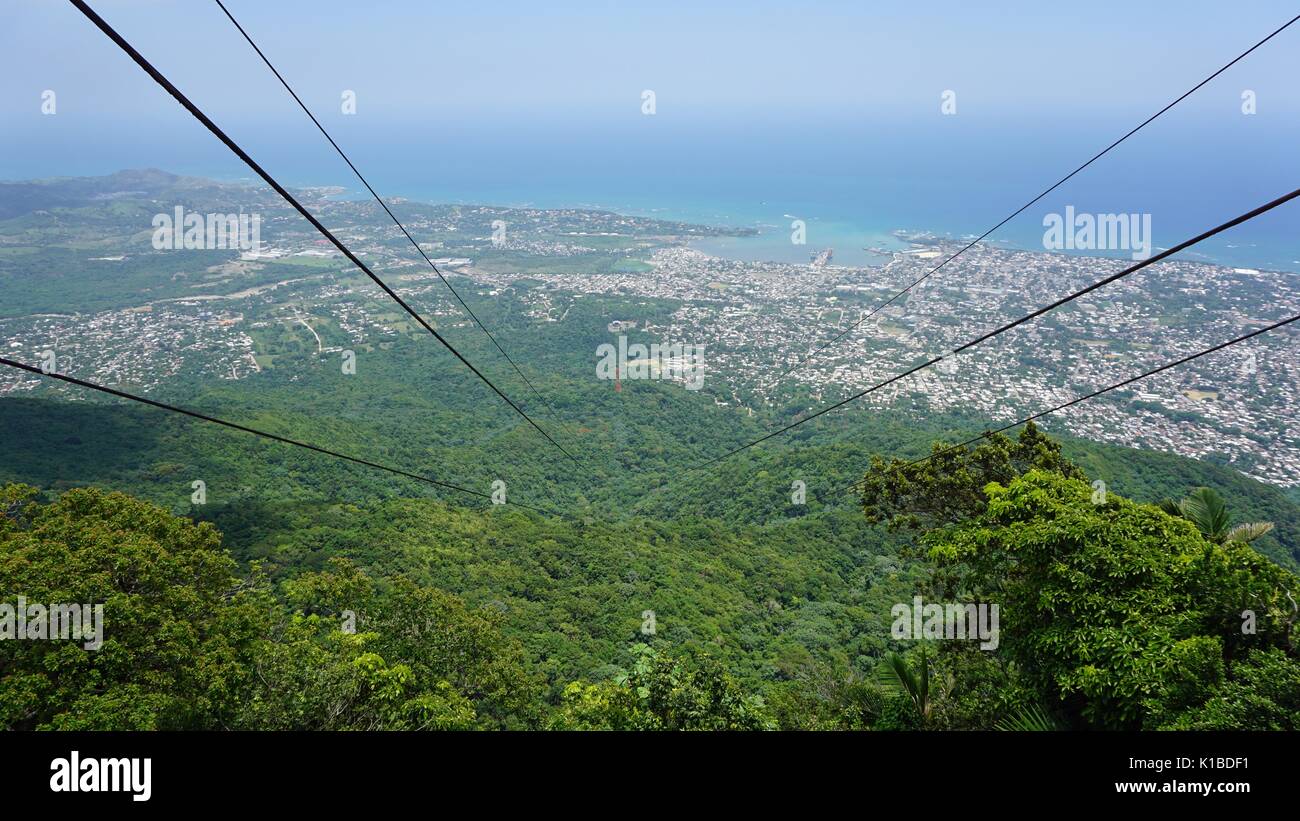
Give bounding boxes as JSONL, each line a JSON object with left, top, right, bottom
{"left": 3, "top": 171, "right": 1299, "bottom": 730}
{"left": 4, "top": 421, "right": 1298, "bottom": 729}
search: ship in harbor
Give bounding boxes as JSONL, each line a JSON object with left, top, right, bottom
{"left": 810, "top": 247, "right": 833, "bottom": 267}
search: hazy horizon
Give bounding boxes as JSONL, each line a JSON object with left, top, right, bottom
{"left": 4, "top": 1, "right": 1299, "bottom": 268}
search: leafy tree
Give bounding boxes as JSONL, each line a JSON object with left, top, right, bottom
{"left": 247, "top": 558, "right": 541, "bottom": 730}
{"left": 234, "top": 613, "right": 476, "bottom": 731}
{"left": 858, "top": 422, "right": 1084, "bottom": 532}
{"left": 925, "top": 644, "right": 1038, "bottom": 731}
{"left": 553, "top": 643, "right": 772, "bottom": 730}
{"left": 1155, "top": 648, "right": 1300, "bottom": 730}
{"left": 924, "top": 470, "right": 1297, "bottom": 729}
{"left": 362, "top": 576, "right": 542, "bottom": 729}
{"left": 0, "top": 484, "right": 262, "bottom": 730}
{"left": 766, "top": 658, "right": 884, "bottom": 730}
{"left": 1, "top": 488, "right": 540, "bottom": 730}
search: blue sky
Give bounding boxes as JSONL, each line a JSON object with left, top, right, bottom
{"left": 6, "top": 1, "right": 1299, "bottom": 125}
{"left": 1, "top": 0, "right": 1298, "bottom": 269}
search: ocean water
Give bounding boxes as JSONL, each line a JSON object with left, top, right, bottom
{"left": 4, "top": 113, "right": 1297, "bottom": 272}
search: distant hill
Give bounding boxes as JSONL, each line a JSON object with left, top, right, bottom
{"left": 0, "top": 169, "right": 195, "bottom": 219}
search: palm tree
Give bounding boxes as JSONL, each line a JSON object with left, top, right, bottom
{"left": 1158, "top": 487, "right": 1274, "bottom": 545}
{"left": 876, "top": 648, "right": 934, "bottom": 723}
{"left": 996, "top": 702, "right": 1063, "bottom": 731}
